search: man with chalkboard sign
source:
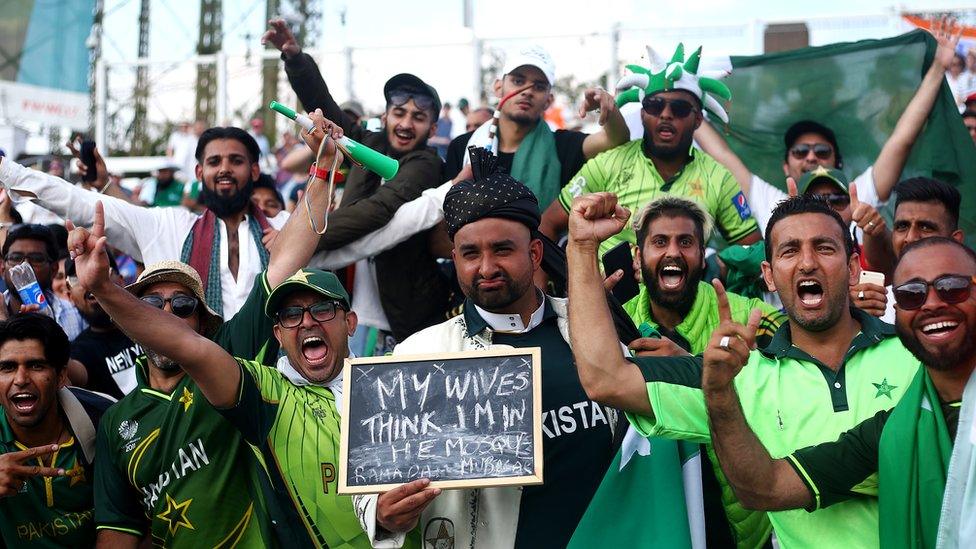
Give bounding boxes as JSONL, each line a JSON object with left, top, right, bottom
{"left": 353, "top": 151, "right": 617, "bottom": 548}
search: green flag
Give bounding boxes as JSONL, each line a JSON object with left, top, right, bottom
{"left": 568, "top": 430, "right": 705, "bottom": 548}
{"left": 719, "top": 30, "right": 976, "bottom": 242}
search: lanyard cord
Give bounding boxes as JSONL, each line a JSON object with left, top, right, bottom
{"left": 304, "top": 133, "right": 340, "bottom": 235}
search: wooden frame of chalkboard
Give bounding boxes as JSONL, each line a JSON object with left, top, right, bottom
{"left": 338, "top": 347, "right": 543, "bottom": 495}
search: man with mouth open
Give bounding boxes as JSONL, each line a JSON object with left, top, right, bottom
{"left": 702, "top": 237, "right": 976, "bottom": 549}
{"left": 264, "top": 18, "right": 450, "bottom": 353}
{"left": 541, "top": 44, "right": 762, "bottom": 258}
{"left": 0, "top": 314, "right": 115, "bottom": 548}
{"left": 608, "top": 195, "right": 785, "bottom": 548}
{"left": 565, "top": 193, "right": 922, "bottom": 548}
{"left": 351, "top": 161, "right": 617, "bottom": 549}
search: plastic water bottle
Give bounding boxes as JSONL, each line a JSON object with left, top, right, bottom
{"left": 8, "top": 261, "right": 53, "bottom": 317}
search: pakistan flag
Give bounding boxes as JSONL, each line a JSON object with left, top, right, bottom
{"left": 719, "top": 29, "right": 976, "bottom": 241}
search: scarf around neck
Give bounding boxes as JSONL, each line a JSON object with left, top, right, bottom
{"left": 466, "top": 118, "right": 561, "bottom": 211}
{"left": 879, "top": 368, "right": 954, "bottom": 549}
{"left": 180, "top": 204, "right": 271, "bottom": 317}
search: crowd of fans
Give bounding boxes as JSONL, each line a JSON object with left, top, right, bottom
{"left": 0, "top": 15, "right": 973, "bottom": 549}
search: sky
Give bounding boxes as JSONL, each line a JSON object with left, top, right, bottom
{"left": 90, "top": 0, "right": 976, "bottom": 135}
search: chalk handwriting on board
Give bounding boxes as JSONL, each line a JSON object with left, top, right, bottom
{"left": 339, "top": 348, "right": 543, "bottom": 494}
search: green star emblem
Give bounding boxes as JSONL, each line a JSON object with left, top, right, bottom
{"left": 872, "top": 378, "right": 897, "bottom": 399}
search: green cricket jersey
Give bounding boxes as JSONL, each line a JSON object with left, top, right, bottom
{"left": 219, "top": 358, "right": 369, "bottom": 548}
{"left": 557, "top": 141, "right": 759, "bottom": 256}
{"left": 624, "top": 281, "right": 785, "bottom": 352}
{"left": 624, "top": 280, "right": 785, "bottom": 548}
{"left": 94, "top": 359, "right": 273, "bottom": 547}
{"left": 0, "top": 388, "right": 113, "bottom": 548}
{"left": 626, "top": 309, "right": 921, "bottom": 548}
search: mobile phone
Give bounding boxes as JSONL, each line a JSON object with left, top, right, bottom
{"left": 80, "top": 140, "right": 97, "bottom": 183}
{"left": 859, "top": 270, "right": 886, "bottom": 288}
{"left": 602, "top": 241, "right": 640, "bottom": 304}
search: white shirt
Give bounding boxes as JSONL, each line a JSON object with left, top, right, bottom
{"left": 167, "top": 131, "right": 198, "bottom": 181}
{"left": 0, "top": 158, "right": 287, "bottom": 317}
{"left": 474, "top": 297, "right": 545, "bottom": 333}
{"left": 351, "top": 258, "right": 391, "bottom": 331}
{"left": 748, "top": 166, "right": 881, "bottom": 240}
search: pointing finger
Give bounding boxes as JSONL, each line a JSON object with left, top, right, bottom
{"left": 92, "top": 201, "right": 105, "bottom": 239}
{"left": 786, "top": 177, "right": 798, "bottom": 198}
{"left": 712, "top": 278, "right": 732, "bottom": 323}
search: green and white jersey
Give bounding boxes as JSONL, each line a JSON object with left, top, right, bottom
{"left": 94, "top": 360, "right": 273, "bottom": 547}
{"left": 557, "top": 141, "right": 759, "bottom": 256}
{"left": 626, "top": 309, "right": 921, "bottom": 549}
{"left": 220, "top": 359, "right": 370, "bottom": 549}
{"left": 0, "top": 388, "right": 113, "bottom": 548}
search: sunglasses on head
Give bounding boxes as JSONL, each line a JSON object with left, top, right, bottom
{"left": 893, "top": 274, "right": 976, "bottom": 310}
{"left": 276, "top": 301, "right": 345, "bottom": 329}
{"left": 641, "top": 96, "right": 696, "bottom": 119}
{"left": 790, "top": 143, "right": 833, "bottom": 160}
{"left": 811, "top": 192, "right": 850, "bottom": 210}
{"left": 388, "top": 90, "right": 435, "bottom": 113}
{"left": 140, "top": 295, "right": 199, "bottom": 318}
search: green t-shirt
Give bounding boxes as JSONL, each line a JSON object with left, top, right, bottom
{"left": 213, "top": 272, "right": 278, "bottom": 366}
{"left": 624, "top": 281, "right": 785, "bottom": 353}
{"left": 626, "top": 309, "right": 921, "bottom": 549}
{"left": 0, "top": 389, "right": 113, "bottom": 548}
{"left": 557, "top": 141, "right": 759, "bottom": 256}
{"left": 787, "top": 395, "right": 961, "bottom": 511}
{"left": 623, "top": 280, "right": 785, "bottom": 548}
{"left": 94, "top": 360, "right": 273, "bottom": 547}
{"left": 219, "top": 358, "right": 370, "bottom": 549}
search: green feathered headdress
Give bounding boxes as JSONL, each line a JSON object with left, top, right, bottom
{"left": 615, "top": 43, "right": 732, "bottom": 123}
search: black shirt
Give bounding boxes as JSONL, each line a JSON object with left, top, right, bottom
{"left": 477, "top": 301, "right": 614, "bottom": 549}
{"left": 70, "top": 328, "right": 142, "bottom": 399}
{"left": 445, "top": 129, "right": 588, "bottom": 195}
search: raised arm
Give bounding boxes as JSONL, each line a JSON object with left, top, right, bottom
{"left": 70, "top": 203, "right": 240, "bottom": 408}
{"left": 267, "top": 111, "right": 347, "bottom": 286}
{"left": 580, "top": 88, "right": 631, "bottom": 159}
{"left": 694, "top": 120, "right": 753, "bottom": 195}
{"left": 872, "top": 17, "right": 961, "bottom": 202}
{"left": 702, "top": 280, "right": 811, "bottom": 510}
{"left": 0, "top": 156, "right": 179, "bottom": 262}
{"left": 566, "top": 192, "right": 650, "bottom": 414}
{"left": 263, "top": 18, "right": 360, "bottom": 139}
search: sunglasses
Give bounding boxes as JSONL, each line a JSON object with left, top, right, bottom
{"left": 140, "top": 295, "right": 199, "bottom": 318}
{"left": 276, "top": 301, "right": 345, "bottom": 329}
{"left": 641, "top": 96, "right": 696, "bottom": 118}
{"left": 790, "top": 143, "right": 834, "bottom": 160}
{"left": 811, "top": 192, "right": 850, "bottom": 210}
{"left": 388, "top": 90, "right": 435, "bottom": 113}
{"left": 893, "top": 274, "right": 976, "bottom": 311}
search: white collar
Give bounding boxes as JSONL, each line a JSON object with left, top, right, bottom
{"left": 275, "top": 352, "right": 351, "bottom": 413}
{"left": 473, "top": 296, "right": 546, "bottom": 334}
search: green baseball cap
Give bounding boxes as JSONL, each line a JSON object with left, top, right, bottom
{"left": 798, "top": 166, "right": 850, "bottom": 195}
{"left": 264, "top": 269, "right": 351, "bottom": 319}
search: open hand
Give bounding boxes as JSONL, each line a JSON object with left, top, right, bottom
{"left": 701, "top": 279, "right": 761, "bottom": 394}
{"left": 929, "top": 16, "right": 962, "bottom": 72}
{"left": 262, "top": 18, "right": 302, "bottom": 59}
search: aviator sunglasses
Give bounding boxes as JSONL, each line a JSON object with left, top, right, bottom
{"left": 893, "top": 274, "right": 976, "bottom": 310}
{"left": 388, "top": 90, "right": 436, "bottom": 113}
{"left": 140, "top": 295, "right": 199, "bottom": 318}
{"left": 790, "top": 143, "right": 833, "bottom": 160}
{"left": 641, "top": 96, "right": 696, "bottom": 118}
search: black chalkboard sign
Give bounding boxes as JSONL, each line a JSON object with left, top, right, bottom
{"left": 339, "top": 347, "right": 543, "bottom": 494}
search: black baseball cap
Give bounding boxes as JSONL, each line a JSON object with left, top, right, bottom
{"left": 783, "top": 120, "right": 843, "bottom": 168}
{"left": 383, "top": 74, "right": 441, "bottom": 117}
